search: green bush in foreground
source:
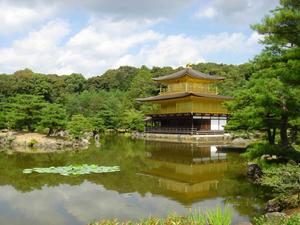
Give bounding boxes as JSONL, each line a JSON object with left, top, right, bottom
{"left": 90, "top": 206, "right": 232, "bottom": 225}
{"left": 242, "top": 142, "right": 300, "bottom": 162}
{"left": 254, "top": 213, "right": 300, "bottom": 225}
{"left": 260, "top": 164, "right": 300, "bottom": 198}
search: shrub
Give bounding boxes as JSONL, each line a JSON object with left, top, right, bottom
{"left": 28, "top": 139, "right": 38, "bottom": 147}
{"left": 67, "top": 114, "right": 92, "bottom": 139}
{"left": 260, "top": 164, "right": 300, "bottom": 198}
{"left": 254, "top": 213, "right": 300, "bottom": 225}
{"left": 242, "top": 142, "right": 283, "bottom": 160}
{"left": 242, "top": 142, "right": 300, "bottom": 162}
{"left": 207, "top": 206, "right": 232, "bottom": 225}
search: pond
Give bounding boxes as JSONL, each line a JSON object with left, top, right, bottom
{"left": 0, "top": 135, "right": 266, "bottom": 225}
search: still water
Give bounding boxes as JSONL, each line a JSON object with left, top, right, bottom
{"left": 0, "top": 135, "right": 265, "bottom": 225}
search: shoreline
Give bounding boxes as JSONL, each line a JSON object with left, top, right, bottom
{"left": 132, "top": 132, "right": 255, "bottom": 148}
{"left": 0, "top": 131, "right": 91, "bottom": 153}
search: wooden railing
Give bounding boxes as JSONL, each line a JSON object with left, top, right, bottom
{"left": 159, "top": 84, "right": 218, "bottom": 95}
{"left": 145, "top": 127, "right": 224, "bottom": 135}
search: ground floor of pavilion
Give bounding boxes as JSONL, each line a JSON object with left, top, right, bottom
{"left": 145, "top": 113, "right": 228, "bottom": 135}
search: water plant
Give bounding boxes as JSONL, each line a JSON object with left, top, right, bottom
{"left": 89, "top": 205, "right": 232, "bottom": 225}
{"left": 207, "top": 206, "right": 232, "bottom": 225}
{"left": 23, "top": 164, "right": 120, "bottom": 176}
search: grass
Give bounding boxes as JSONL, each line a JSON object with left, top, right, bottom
{"left": 254, "top": 213, "right": 300, "bottom": 225}
{"left": 89, "top": 206, "right": 232, "bottom": 225}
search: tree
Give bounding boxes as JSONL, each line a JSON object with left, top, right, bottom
{"left": 5, "top": 95, "right": 45, "bottom": 131}
{"left": 0, "top": 111, "right": 5, "bottom": 129}
{"left": 89, "top": 115, "right": 105, "bottom": 133}
{"left": 121, "top": 109, "right": 145, "bottom": 132}
{"left": 227, "top": 0, "right": 300, "bottom": 147}
{"left": 86, "top": 66, "right": 139, "bottom": 91}
{"left": 39, "top": 103, "right": 67, "bottom": 135}
{"left": 63, "top": 73, "right": 86, "bottom": 94}
{"left": 226, "top": 73, "right": 292, "bottom": 145}
{"left": 252, "top": 0, "right": 300, "bottom": 47}
{"left": 67, "top": 114, "right": 92, "bottom": 139}
{"left": 127, "top": 67, "right": 158, "bottom": 110}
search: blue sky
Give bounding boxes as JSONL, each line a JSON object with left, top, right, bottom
{"left": 0, "top": 0, "right": 279, "bottom": 77}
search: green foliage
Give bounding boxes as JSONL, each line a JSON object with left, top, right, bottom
{"left": 5, "top": 95, "right": 46, "bottom": 131}
{"left": 227, "top": 0, "right": 300, "bottom": 146}
{"left": 243, "top": 142, "right": 284, "bottom": 160}
{"left": 254, "top": 213, "right": 300, "bottom": 225}
{"left": 207, "top": 206, "right": 232, "bottom": 225}
{"left": 242, "top": 142, "right": 300, "bottom": 161}
{"left": 121, "top": 109, "right": 145, "bottom": 132}
{"left": 89, "top": 116, "right": 105, "bottom": 133}
{"left": 67, "top": 114, "right": 92, "bottom": 139}
{"left": 39, "top": 103, "right": 67, "bottom": 135}
{"left": 127, "top": 68, "right": 158, "bottom": 104}
{"left": 186, "top": 210, "right": 207, "bottom": 225}
{"left": 86, "top": 66, "right": 139, "bottom": 91}
{"left": 0, "top": 111, "right": 5, "bottom": 129}
{"left": 28, "top": 139, "right": 38, "bottom": 147}
{"left": 23, "top": 164, "right": 120, "bottom": 176}
{"left": 91, "top": 205, "right": 232, "bottom": 225}
{"left": 252, "top": 0, "right": 300, "bottom": 47}
{"left": 260, "top": 164, "right": 300, "bottom": 196}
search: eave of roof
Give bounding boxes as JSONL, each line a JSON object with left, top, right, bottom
{"left": 136, "top": 92, "right": 233, "bottom": 102}
{"left": 153, "top": 68, "right": 224, "bottom": 82}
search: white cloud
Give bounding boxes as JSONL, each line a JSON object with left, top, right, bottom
{"left": 0, "top": 15, "right": 262, "bottom": 77}
{"left": 114, "top": 32, "right": 261, "bottom": 69}
{"left": 195, "top": 7, "right": 217, "bottom": 19}
{"left": 0, "top": 20, "right": 70, "bottom": 73}
{"left": 0, "top": 0, "right": 194, "bottom": 19}
{"left": 0, "top": 18, "right": 162, "bottom": 76}
{"left": 0, "top": 1, "right": 56, "bottom": 34}
{"left": 67, "top": 20, "right": 162, "bottom": 58}
{"left": 195, "top": 0, "right": 279, "bottom": 25}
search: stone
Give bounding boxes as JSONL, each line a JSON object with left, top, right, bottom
{"left": 232, "top": 137, "right": 250, "bottom": 147}
{"left": 288, "top": 159, "right": 297, "bottom": 165}
{"left": 265, "top": 195, "right": 299, "bottom": 213}
{"left": 261, "top": 154, "right": 270, "bottom": 160}
{"left": 266, "top": 198, "right": 282, "bottom": 212}
{"left": 265, "top": 212, "right": 287, "bottom": 219}
{"left": 247, "top": 162, "right": 262, "bottom": 182}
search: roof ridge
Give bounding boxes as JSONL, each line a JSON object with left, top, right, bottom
{"left": 153, "top": 67, "right": 224, "bottom": 81}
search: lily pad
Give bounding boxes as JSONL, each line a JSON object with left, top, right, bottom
{"left": 23, "top": 165, "right": 120, "bottom": 176}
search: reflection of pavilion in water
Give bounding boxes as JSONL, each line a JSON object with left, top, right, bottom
{"left": 142, "top": 141, "right": 228, "bottom": 204}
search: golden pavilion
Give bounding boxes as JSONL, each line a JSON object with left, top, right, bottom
{"left": 137, "top": 67, "right": 233, "bottom": 134}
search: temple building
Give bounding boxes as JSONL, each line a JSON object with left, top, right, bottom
{"left": 137, "top": 67, "right": 233, "bottom": 134}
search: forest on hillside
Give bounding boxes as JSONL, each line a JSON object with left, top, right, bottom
{"left": 0, "top": 62, "right": 251, "bottom": 136}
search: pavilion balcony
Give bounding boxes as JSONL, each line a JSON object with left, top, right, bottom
{"left": 159, "top": 84, "right": 218, "bottom": 95}
{"left": 145, "top": 127, "right": 225, "bottom": 135}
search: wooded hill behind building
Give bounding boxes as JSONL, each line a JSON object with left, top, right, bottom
{"left": 0, "top": 63, "right": 250, "bottom": 136}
